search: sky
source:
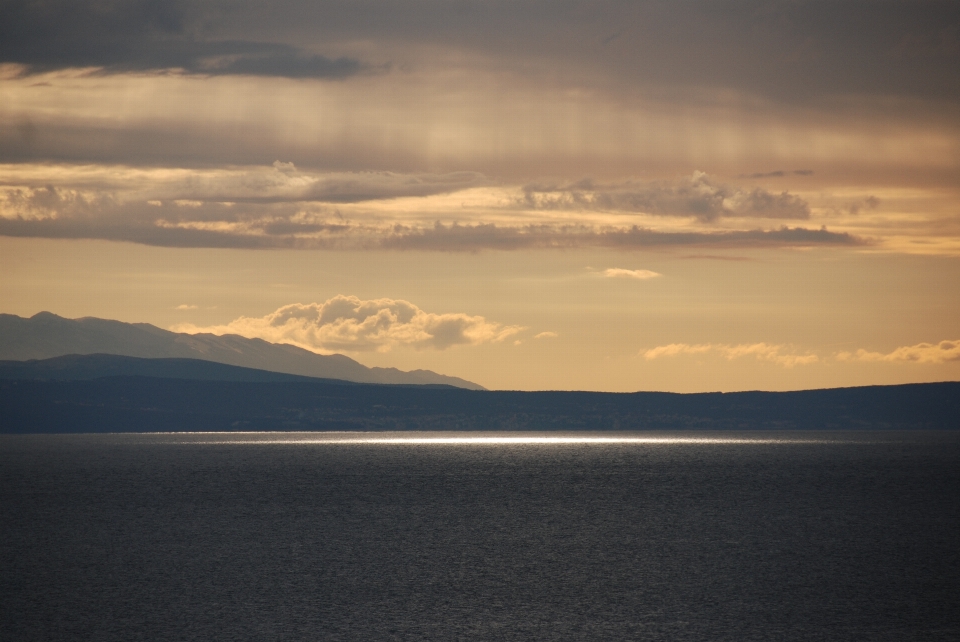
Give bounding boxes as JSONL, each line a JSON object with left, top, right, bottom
{"left": 1, "top": 0, "right": 959, "bottom": 391}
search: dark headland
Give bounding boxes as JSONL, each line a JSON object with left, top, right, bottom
{"left": 1, "top": 354, "right": 957, "bottom": 433}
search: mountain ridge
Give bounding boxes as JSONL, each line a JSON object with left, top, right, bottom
{"left": 0, "top": 353, "right": 341, "bottom": 385}
{"left": 0, "top": 312, "right": 484, "bottom": 390}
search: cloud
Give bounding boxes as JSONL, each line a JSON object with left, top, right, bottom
{"left": 847, "top": 196, "right": 881, "bottom": 216}
{"left": 838, "top": 340, "right": 960, "bottom": 364}
{"left": 203, "top": 54, "right": 367, "bottom": 79}
{"left": 0, "top": 164, "right": 487, "bottom": 205}
{"left": 174, "top": 304, "right": 197, "bottom": 310}
{"left": 0, "top": 166, "right": 864, "bottom": 250}
{"left": 740, "top": 170, "right": 814, "bottom": 179}
{"left": 643, "top": 343, "right": 714, "bottom": 359}
{"left": 172, "top": 295, "right": 525, "bottom": 353}
{"left": 0, "top": 200, "right": 863, "bottom": 251}
{"left": 643, "top": 339, "right": 960, "bottom": 367}
{"left": 0, "top": 0, "right": 370, "bottom": 78}
{"left": 643, "top": 342, "right": 819, "bottom": 367}
{"left": 6, "top": 0, "right": 953, "bottom": 101}
{"left": 1, "top": 0, "right": 956, "bottom": 104}
{"left": 601, "top": 268, "right": 661, "bottom": 280}
{"left": 741, "top": 171, "right": 786, "bottom": 179}
{"left": 380, "top": 223, "right": 860, "bottom": 252}
{"left": 534, "top": 331, "right": 559, "bottom": 339}
{"left": 521, "top": 172, "right": 810, "bottom": 222}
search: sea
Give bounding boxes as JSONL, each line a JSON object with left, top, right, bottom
{"left": 2, "top": 431, "right": 958, "bottom": 641}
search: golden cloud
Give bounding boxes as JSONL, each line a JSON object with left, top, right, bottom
{"left": 837, "top": 340, "right": 960, "bottom": 364}
{"left": 172, "top": 295, "right": 525, "bottom": 353}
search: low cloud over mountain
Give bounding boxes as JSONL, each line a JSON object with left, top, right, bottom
{"left": 174, "top": 296, "right": 525, "bottom": 353}
{"left": 0, "top": 311, "right": 485, "bottom": 389}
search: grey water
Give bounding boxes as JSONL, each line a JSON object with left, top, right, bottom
{"left": 2, "top": 431, "right": 958, "bottom": 641}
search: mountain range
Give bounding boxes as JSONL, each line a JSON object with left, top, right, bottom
{"left": 3, "top": 311, "right": 957, "bottom": 435}
{"left": 0, "top": 312, "right": 483, "bottom": 389}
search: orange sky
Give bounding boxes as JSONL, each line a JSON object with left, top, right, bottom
{"left": 1, "top": 0, "right": 958, "bottom": 390}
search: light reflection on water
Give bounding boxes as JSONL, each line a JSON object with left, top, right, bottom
{"left": 3, "top": 430, "right": 955, "bottom": 640}
{"left": 123, "top": 431, "right": 881, "bottom": 446}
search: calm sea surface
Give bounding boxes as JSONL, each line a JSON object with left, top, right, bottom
{"left": 2, "top": 431, "right": 958, "bottom": 641}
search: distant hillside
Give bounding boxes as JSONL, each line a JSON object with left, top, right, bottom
{"left": 0, "top": 354, "right": 368, "bottom": 385}
{"left": 1, "top": 377, "right": 957, "bottom": 433}
{"left": 0, "top": 312, "right": 484, "bottom": 390}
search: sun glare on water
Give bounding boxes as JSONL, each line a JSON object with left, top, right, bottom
{"left": 164, "top": 433, "right": 833, "bottom": 446}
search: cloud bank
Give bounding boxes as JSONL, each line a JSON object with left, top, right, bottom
{"left": 0, "top": 164, "right": 865, "bottom": 251}
{"left": 173, "top": 296, "right": 525, "bottom": 353}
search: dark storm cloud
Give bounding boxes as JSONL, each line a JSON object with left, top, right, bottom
{"left": 3, "top": 2, "right": 957, "bottom": 175}
{"left": 219, "top": 0, "right": 960, "bottom": 103}
{"left": 208, "top": 53, "right": 364, "bottom": 79}
{"left": 0, "top": 0, "right": 367, "bottom": 78}
{"left": 4, "top": 1, "right": 958, "bottom": 100}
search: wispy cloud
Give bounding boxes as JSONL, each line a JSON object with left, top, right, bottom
{"left": 600, "top": 268, "right": 661, "bottom": 280}
{"left": 534, "top": 331, "right": 559, "bottom": 339}
{"left": 644, "top": 339, "right": 960, "bottom": 368}
{"left": 174, "top": 304, "right": 198, "bottom": 310}
{"left": 838, "top": 340, "right": 960, "bottom": 364}
{"left": 520, "top": 172, "right": 810, "bottom": 222}
{"left": 643, "top": 342, "right": 819, "bottom": 367}
{"left": 172, "top": 295, "right": 525, "bottom": 353}
{"left": 643, "top": 343, "right": 714, "bottom": 359}
{"left": 0, "top": 163, "right": 486, "bottom": 205}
